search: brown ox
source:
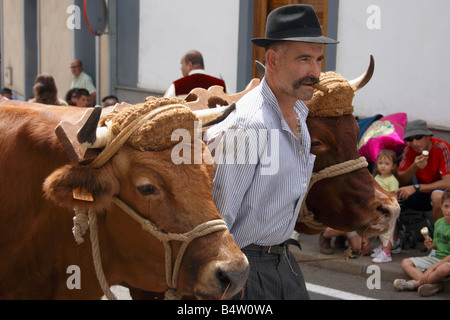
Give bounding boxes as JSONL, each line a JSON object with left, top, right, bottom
{"left": 187, "top": 56, "right": 399, "bottom": 239}
{"left": 0, "top": 98, "right": 249, "bottom": 300}
{"left": 295, "top": 57, "right": 399, "bottom": 237}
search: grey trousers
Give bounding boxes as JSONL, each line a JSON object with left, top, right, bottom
{"left": 237, "top": 246, "right": 310, "bottom": 300}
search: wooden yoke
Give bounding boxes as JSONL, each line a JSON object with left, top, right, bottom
{"left": 55, "top": 108, "right": 99, "bottom": 164}
{"left": 54, "top": 102, "right": 132, "bottom": 164}
{"left": 185, "top": 78, "right": 260, "bottom": 111}
{"left": 54, "top": 80, "right": 260, "bottom": 165}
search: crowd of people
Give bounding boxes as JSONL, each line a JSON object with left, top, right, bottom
{"left": 318, "top": 119, "right": 450, "bottom": 297}
{"left": 2, "top": 50, "right": 225, "bottom": 109}
{"left": 1, "top": 59, "right": 119, "bottom": 108}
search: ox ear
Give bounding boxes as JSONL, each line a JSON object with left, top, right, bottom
{"left": 43, "top": 164, "right": 118, "bottom": 212}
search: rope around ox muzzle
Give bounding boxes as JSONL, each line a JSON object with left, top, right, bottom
{"left": 73, "top": 204, "right": 227, "bottom": 300}
{"left": 72, "top": 104, "right": 228, "bottom": 300}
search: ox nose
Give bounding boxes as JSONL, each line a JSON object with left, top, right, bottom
{"left": 376, "top": 201, "right": 400, "bottom": 220}
{"left": 373, "top": 189, "right": 400, "bottom": 221}
{"left": 216, "top": 265, "right": 250, "bottom": 299}
{"left": 370, "top": 200, "right": 400, "bottom": 235}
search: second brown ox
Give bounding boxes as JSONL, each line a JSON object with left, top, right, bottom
{"left": 297, "top": 57, "right": 400, "bottom": 236}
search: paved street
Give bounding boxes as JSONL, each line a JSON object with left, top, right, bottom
{"left": 302, "top": 264, "right": 450, "bottom": 300}
{"left": 103, "top": 231, "right": 450, "bottom": 300}
{"left": 293, "top": 233, "right": 450, "bottom": 300}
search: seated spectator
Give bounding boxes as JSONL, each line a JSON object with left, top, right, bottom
{"left": 393, "top": 189, "right": 450, "bottom": 297}
{"left": 72, "top": 88, "right": 91, "bottom": 108}
{"left": 164, "top": 50, "right": 226, "bottom": 99}
{"left": 1, "top": 88, "right": 12, "bottom": 99}
{"left": 396, "top": 120, "right": 450, "bottom": 221}
{"left": 319, "top": 227, "right": 370, "bottom": 256}
{"left": 65, "top": 88, "right": 78, "bottom": 106}
{"left": 102, "top": 95, "right": 119, "bottom": 107}
{"left": 70, "top": 59, "right": 96, "bottom": 106}
{"left": 28, "top": 74, "right": 67, "bottom": 106}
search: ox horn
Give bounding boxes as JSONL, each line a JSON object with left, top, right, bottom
{"left": 255, "top": 60, "right": 266, "bottom": 79}
{"left": 193, "top": 103, "right": 236, "bottom": 127}
{"left": 348, "top": 55, "right": 375, "bottom": 91}
{"left": 77, "top": 103, "right": 236, "bottom": 149}
{"left": 77, "top": 106, "right": 109, "bottom": 148}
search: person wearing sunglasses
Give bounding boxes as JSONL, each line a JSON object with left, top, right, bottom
{"left": 396, "top": 120, "right": 450, "bottom": 222}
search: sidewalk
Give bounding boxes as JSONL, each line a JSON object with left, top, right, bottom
{"left": 290, "top": 233, "right": 436, "bottom": 283}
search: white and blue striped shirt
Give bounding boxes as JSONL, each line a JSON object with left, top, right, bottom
{"left": 204, "top": 78, "right": 315, "bottom": 248}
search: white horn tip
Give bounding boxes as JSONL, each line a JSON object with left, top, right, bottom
{"left": 81, "top": 127, "right": 109, "bottom": 148}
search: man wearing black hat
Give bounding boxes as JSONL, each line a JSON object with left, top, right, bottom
{"left": 205, "top": 5, "right": 337, "bottom": 299}
{"left": 397, "top": 120, "right": 450, "bottom": 222}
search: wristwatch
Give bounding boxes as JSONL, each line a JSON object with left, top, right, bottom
{"left": 414, "top": 184, "right": 420, "bottom": 192}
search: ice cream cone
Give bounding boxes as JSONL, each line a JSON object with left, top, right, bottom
{"left": 421, "top": 227, "right": 430, "bottom": 240}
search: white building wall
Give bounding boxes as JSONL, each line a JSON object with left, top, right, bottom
{"left": 138, "top": 0, "right": 241, "bottom": 94}
{"left": 39, "top": 0, "right": 73, "bottom": 99}
{"left": 336, "top": 0, "right": 450, "bottom": 130}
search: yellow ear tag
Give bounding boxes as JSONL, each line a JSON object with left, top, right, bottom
{"left": 73, "top": 187, "right": 94, "bottom": 202}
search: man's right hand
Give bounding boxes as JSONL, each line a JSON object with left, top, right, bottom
{"left": 414, "top": 154, "right": 428, "bottom": 170}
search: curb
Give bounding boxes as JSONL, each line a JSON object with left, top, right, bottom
{"left": 289, "top": 234, "right": 428, "bottom": 283}
{"left": 291, "top": 248, "right": 405, "bottom": 283}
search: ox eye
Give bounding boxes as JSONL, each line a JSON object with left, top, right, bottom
{"left": 311, "top": 141, "right": 321, "bottom": 147}
{"left": 137, "top": 184, "right": 159, "bottom": 196}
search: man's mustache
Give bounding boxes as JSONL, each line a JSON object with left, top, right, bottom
{"left": 292, "top": 77, "right": 320, "bottom": 90}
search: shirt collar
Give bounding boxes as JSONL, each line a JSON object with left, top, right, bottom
{"left": 188, "top": 69, "right": 207, "bottom": 76}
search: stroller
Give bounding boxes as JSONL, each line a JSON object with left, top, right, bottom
{"left": 396, "top": 196, "right": 434, "bottom": 250}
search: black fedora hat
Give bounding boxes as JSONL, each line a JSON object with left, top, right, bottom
{"left": 252, "top": 4, "right": 338, "bottom": 47}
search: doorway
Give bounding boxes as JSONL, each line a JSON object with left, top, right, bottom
{"left": 252, "top": 0, "right": 330, "bottom": 78}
